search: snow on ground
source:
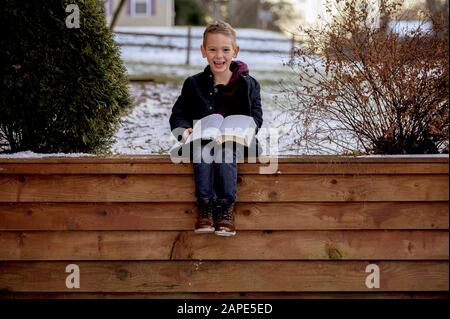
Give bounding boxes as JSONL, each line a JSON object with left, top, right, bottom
{"left": 388, "top": 20, "right": 433, "bottom": 37}
{"left": 0, "top": 151, "right": 94, "bottom": 158}
{"left": 1, "top": 27, "right": 447, "bottom": 157}
{"left": 110, "top": 81, "right": 297, "bottom": 155}
{"left": 116, "top": 26, "right": 295, "bottom": 71}
{"left": 111, "top": 27, "right": 304, "bottom": 155}
{"left": 121, "top": 47, "right": 292, "bottom": 72}
{"left": 111, "top": 82, "right": 179, "bottom": 155}
{"left": 115, "top": 26, "right": 289, "bottom": 40}
{"left": 355, "top": 154, "right": 449, "bottom": 158}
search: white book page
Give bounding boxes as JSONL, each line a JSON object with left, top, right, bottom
{"left": 185, "top": 113, "right": 224, "bottom": 144}
{"left": 220, "top": 115, "right": 256, "bottom": 132}
{"left": 218, "top": 115, "right": 257, "bottom": 146}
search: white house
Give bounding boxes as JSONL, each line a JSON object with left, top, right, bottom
{"left": 104, "top": 0, "right": 174, "bottom": 27}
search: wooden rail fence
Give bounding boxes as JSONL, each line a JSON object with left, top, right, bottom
{"left": 115, "top": 27, "right": 299, "bottom": 65}
{"left": 0, "top": 155, "right": 448, "bottom": 298}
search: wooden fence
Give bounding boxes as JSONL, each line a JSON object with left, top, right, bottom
{"left": 0, "top": 155, "right": 448, "bottom": 298}
{"left": 115, "top": 27, "right": 298, "bottom": 65}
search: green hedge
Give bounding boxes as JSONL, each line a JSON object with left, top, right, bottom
{"left": 0, "top": 0, "right": 131, "bottom": 153}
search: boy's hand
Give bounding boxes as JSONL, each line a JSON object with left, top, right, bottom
{"left": 182, "top": 128, "right": 193, "bottom": 141}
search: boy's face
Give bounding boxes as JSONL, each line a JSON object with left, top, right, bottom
{"left": 201, "top": 33, "right": 239, "bottom": 77}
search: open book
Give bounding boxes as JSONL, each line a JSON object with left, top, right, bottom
{"left": 184, "top": 114, "right": 257, "bottom": 147}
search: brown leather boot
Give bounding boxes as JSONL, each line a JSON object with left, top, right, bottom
{"left": 194, "top": 198, "right": 215, "bottom": 234}
{"left": 214, "top": 201, "right": 236, "bottom": 237}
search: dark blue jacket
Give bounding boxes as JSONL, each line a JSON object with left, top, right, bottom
{"left": 169, "top": 64, "right": 263, "bottom": 134}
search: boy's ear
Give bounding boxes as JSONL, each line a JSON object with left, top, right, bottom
{"left": 200, "top": 45, "right": 207, "bottom": 58}
{"left": 234, "top": 46, "right": 240, "bottom": 58}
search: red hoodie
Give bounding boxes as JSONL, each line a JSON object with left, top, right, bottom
{"left": 213, "top": 61, "right": 249, "bottom": 117}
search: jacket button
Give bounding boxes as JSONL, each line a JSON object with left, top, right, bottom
{"left": 209, "top": 92, "right": 213, "bottom": 95}
{"left": 214, "top": 88, "right": 218, "bottom": 93}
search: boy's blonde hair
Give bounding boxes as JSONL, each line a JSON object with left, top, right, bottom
{"left": 203, "top": 20, "right": 237, "bottom": 48}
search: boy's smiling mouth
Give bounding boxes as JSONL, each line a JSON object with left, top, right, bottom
{"left": 214, "top": 61, "right": 226, "bottom": 67}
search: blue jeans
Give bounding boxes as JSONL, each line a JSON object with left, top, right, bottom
{"left": 193, "top": 142, "right": 240, "bottom": 204}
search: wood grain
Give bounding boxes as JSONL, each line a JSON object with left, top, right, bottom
{"left": 0, "top": 174, "right": 447, "bottom": 202}
{"left": 0, "top": 155, "right": 448, "bottom": 164}
{"left": 0, "top": 156, "right": 447, "bottom": 298}
{"left": 0, "top": 261, "right": 447, "bottom": 292}
{"left": 0, "top": 231, "right": 447, "bottom": 260}
{"left": 1, "top": 202, "right": 447, "bottom": 230}
{"left": 0, "top": 163, "right": 447, "bottom": 174}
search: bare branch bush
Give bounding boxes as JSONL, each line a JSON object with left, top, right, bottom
{"left": 280, "top": 0, "right": 449, "bottom": 154}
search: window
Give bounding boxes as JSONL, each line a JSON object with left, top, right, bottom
{"left": 131, "top": 0, "right": 153, "bottom": 16}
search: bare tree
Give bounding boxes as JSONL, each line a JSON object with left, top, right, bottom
{"left": 280, "top": 0, "right": 448, "bottom": 154}
{"left": 426, "top": 0, "right": 449, "bottom": 33}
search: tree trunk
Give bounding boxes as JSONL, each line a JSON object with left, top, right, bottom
{"left": 110, "top": 0, "right": 127, "bottom": 30}
{"left": 426, "top": 0, "right": 449, "bottom": 37}
{"left": 426, "top": 0, "right": 439, "bottom": 15}
{"left": 378, "top": 0, "right": 390, "bottom": 33}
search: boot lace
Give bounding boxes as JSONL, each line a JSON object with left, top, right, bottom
{"left": 199, "top": 204, "right": 213, "bottom": 219}
{"left": 217, "top": 204, "right": 233, "bottom": 221}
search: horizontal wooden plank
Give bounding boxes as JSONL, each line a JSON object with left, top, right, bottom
{"left": 0, "top": 155, "right": 448, "bottom": 164}
{"left": 1, "top": 202, "right": 447, "bottom": 230}
{"left": 0, "top": 174, "right": 447, "bottom": 202}
{"left": 0, "top": 163, "right": 447, "bottom": 175}
{"left": 0, "top": 261, "right": 447, "bottom": 292}
{"left": 1, "top": 292, "right": 447, "bottom": 299}
{"left": 0, "top": 231, "right": 447, "bottom": 260}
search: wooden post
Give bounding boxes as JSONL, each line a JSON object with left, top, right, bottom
{"left": 186, "top": 26, "right": 192, "bottom": 66}
{"left": 290, "top": 34, "right": 296, "bottom": 59}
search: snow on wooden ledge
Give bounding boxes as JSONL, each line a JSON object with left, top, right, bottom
{"left": 0, "top": 152, "right": 448, "bottom": 164}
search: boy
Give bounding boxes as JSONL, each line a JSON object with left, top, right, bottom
{"left": 169, "top": 21, "right": 263, "bottom": 236}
